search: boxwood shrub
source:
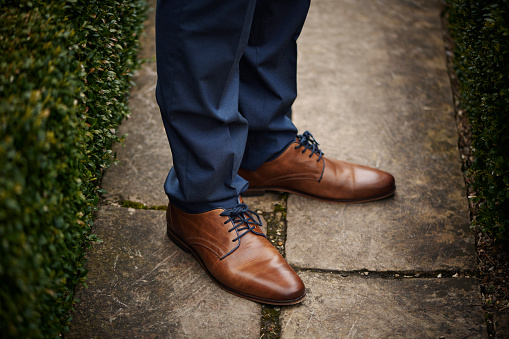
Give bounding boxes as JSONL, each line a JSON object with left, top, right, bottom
{"left": 447, "top": 0, "right": 509, "bottom": 243}
{"left": 0, "top": 0, "right": 146, "bottom": 337}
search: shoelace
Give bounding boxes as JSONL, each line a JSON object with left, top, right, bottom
{"left": 219, "top": 203, "right": 265, "bottom": 259}
{"left": 295, "top": 131, "right": 326, "bottom": 182}
{"left": 295, "top": 131, "right": 324, "bottom": 162}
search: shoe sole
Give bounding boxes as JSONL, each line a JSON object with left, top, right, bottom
{"left": 243, "top": 185, "right": 396, "bottom": 203}
{"left": 166, "top": 225, "right": 306, "bottom": 306}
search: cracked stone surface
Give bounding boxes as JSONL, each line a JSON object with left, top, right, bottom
{"left": 280, "top": 272, "right": 484, "bottom": 338}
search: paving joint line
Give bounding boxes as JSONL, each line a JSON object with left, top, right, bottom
{"left": 293, "top": 267, "right": 478, "bottom": 279}
{"left": 259, "top": 194, "right": 289, "bottom": 339}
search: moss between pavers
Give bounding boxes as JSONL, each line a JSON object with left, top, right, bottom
{"left": 260, "top": 305, "right": 282, "bottom": 339}
{"left": 119, "top": 200, "right": 166, "bottom": 211}
{"left": 259, "top": 194, "right": 288, "bottom": 339}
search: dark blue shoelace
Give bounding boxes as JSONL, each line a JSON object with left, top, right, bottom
{"left": 295, "top": 131, "right": 324, "bottom": 162}
{"left": 295, "top": 131, "right": 325, "bottom": 182}
{"left": 219, "top": 203, "right": 265, "bottom": 259}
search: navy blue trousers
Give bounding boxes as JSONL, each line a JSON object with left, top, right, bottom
{"left": 156, "top": 0, "right": 310, "bottom": 213}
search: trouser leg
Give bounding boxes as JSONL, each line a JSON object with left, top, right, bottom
{"left": 156, "top": 0, "right": 256, "bottom": 213}
{"left": 239, "top": 0, "right": 311, "bottom": 171}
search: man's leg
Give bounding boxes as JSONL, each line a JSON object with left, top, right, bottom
{"left": 156, "top": 0, "right": 256, "bottom": 213}
{"left": 155, "top": 0, "right": 305, "bottom": 305}
{"left": 239, "top": 0, "right": 311, "bottom": 171}
{"left": 237, "top": 0, "right": 396, "bottom": 201}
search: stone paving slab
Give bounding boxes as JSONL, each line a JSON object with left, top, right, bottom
{"left": 286, "top": 197, "right": 474, "bottom": 272}
{"left": 286, "top": 0, "right": 475, "bottom": 272}
{"left": 281, "top": 272, "right": 485, "bottom": 338}
{"left": 69, "top": 206, "right": 260, "bottom": 338}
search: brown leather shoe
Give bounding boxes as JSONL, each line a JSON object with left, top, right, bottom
{"left": 166, "top": 200, "right": 305, "bottom": 305}
{"left": 238, "top": 131, "right": 396, "bottom": 202}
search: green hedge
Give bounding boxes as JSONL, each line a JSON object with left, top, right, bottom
{"left": 0, "top": 0, "right": 146, "bottom": 337}
{"left": 447, "top": 0, "right": 509, "bottom": 243}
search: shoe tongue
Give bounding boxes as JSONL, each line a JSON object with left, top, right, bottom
{"left": 238, "top": 196, "right": 244, "bottom": 204}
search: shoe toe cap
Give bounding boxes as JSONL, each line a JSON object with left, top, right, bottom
{"left": 354, "top": 166, "right": 396, "bottom": 198}
{"left": 225, "top": 249, "right": 306, "bottom": 304}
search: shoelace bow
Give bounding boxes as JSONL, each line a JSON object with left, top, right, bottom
{"left": 296, "top": 131, "right": 324, "bottom": 162}
{"left": 219, "top": 203, "right": 265, "bottom": 259}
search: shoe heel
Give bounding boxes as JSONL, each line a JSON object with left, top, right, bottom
{"left": 167, "top": 225, "right": 191, "bottom": 253}
{"left": 242, "top": 188, "right": 265, "bottom": 197}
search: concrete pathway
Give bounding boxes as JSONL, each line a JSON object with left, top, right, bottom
{"left": 69, "top": 0, "right": 486, "bottom": 337}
